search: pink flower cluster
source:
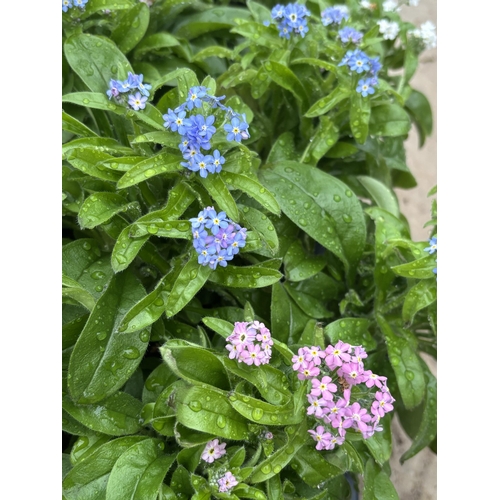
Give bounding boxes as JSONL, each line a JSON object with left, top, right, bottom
{"left": 201, "top": 439, "right": 226, "bottom": 463}
{"left": 225, "top": 321, "right": 273, "bottom": 366}
{"left": 218, "top": 471, "right": 238, "bottom": 492}
{"left": 292, "top": 341, "right": 395, "bottom": 450}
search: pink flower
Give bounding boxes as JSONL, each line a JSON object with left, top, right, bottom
{"left": 305, "top": 346, "right": 326, "bottom": 366}
{"left": 310, "top": 376, "right": 338, "bottom": 401}
{"left": 308, "top": 425, "right": 332, "bottom": 450}
{"left": 292, "top": 348, "right": 310, "bottom": 371}
{"left": 324, "top": 341, "right": 352, "bottom": 369}
{"left": 371, "top": 391, "right": 394, "bottom": 417}
{"left": 322, "top": 397, "right": 348, "bottom": 424}
{"left": 363, "top": 370, "right": 387, "bottom": 389}
{"left": 218, "top": 471, "right": 238, "bottom": 492}
{"left": 340, "top": 362, "right": 365, "bottom": 385}
{"left": 307, "top": 394, "right": 327, "bottom": 417}
{"left": 297, "top": 361, "right": 320, "bottom": 380}
{"left": 344, "top": 402, "right": 372, "bottom": 433}
{"left": 201, "top": 439, "right": 226, "bottom": 463}
{"left": 240, "top": 343, "right": 265, "bottom": 366}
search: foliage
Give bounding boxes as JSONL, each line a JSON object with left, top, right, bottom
{"left": 62, "top": 1, "right": 437, "bottom": 498}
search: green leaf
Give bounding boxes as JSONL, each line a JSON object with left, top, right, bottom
{"left": 62, "top": 111, "right": 98, "bottom": 138}
{"left": 208, "top": 263, "right": 282, "bottom": 288}
{"left": 239, "top": 205, "right": 279, "bottom": 256}
{"left": 65, "top": 148, "right": 122, "bottom": 182}
{"left": 305, "top": 87, "right": 351, "bottom": 118}
{"left": 231, "top": 21, "right": 280, "bottom": 49}
{"left": 77, "top": 0, "right": 134, "bottom": 19}
{"left": 165, "top": 252, "right": 212, "bottom": 318}
{"left": 376, "top": 315, "right": 425, "bottom": 409}
{"left": 68, "top": 271, "right": 149, "bottom": 403}
{"left": 260, "top": 161, "right": 366, "bottom": 277}
{"left": 222, "top": 172, "right": 280, "bottom": 215}
{"left": 161, "top": 342, "right": 230, "bottom": 390}
{"left": 62, "top": 392, "right": 143, "bottom": 436}
{"left": 192, "top": 46, "right": 234, "bottom": 62}
{"left": 62, "top": 436, "right": 147, "bottom": 500}
{"left": 198, "top": 174, "right": 239, "bottom": 222}
{"left": 134, "top": 32, "right": 180, "bottom": 58}
{"left": 291, "top": 57, "right": 339, "bottom": 74}
{"left": 364, "top": 416, "right": 392, "bottom": 465}
{"left": 350, "top": 92, "right": 371, "bottom": 144}
{"left": 176, "top": 385, "right": 250, "bottom": 440}
{"left": 324, "top": 318, "right": 376, "bottom": 351}
{"left": 357, "top": 175, "right": 400, "bottom": 217}
{"left": 202, "top": 317, "right": 234, "bottom": 339}
{"left": 64, "top": 33, "right": 133, "bottom": 93}
{"left": 70, "top": 434, "right": 111, "bottom": 465}
{"left": 111, "top": 225, "right": 149, "bottom": 273}
{"left": 369, "top": 104, "right": 411, "bottom": 137}
{"left": 78, "top": 193, "right": 133, "bottom": 229}
{"left": 267, "top": 132, "right": 298, "bottom": 163}
{"left": 399, "top": 361, "right": 437, "bottom": 463}
{"left": 402, "top": 279, "right": 437, "bottom": 324}
{"left": 284, "top": 282, "right": 332, "bottom": 319}
{"left": 405, "top": 89, "right": 433, "bottom": 146}
{"left": 111, "top": 3, "right": 150, "bottom": 54}
{"left": 117, "top": 152, "right": 183, "bottom": 189}
{"left": 289, "top": 446, "right": 343, "bottom": 487}
{"left": 391, "top": 255, "right": 437, "bottom": 279}
{"left": 263, "top": 60, "right": 309, "bottom": 111}
{"left": 106, "top": 438, "right": 175, "bottom": 500}
{"left": 249, "top": 420, "right": 309, "bottom": 483}
{"left": 63, "top": 137, "right": 134, "bottom": 156}
{"left": 62, "top": 287, "right": 96, "bottom": 311}
{"left": 283, "top": 240, "right": 326, "bottom": 282}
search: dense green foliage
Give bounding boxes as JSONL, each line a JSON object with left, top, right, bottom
{"left": 62, "top": 1, "right": 437, "bottom": 498}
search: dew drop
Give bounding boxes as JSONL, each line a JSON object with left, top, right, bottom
{"left": 261, "top": 464, "right": 272, "bottom": 474}
{"left": 189, "top": 400, "right": 202, "bottom": 412}
{"left": 139, "top": 330, "right": 149, "bottom": 343}
{"left": 405, "top": 370, "right": 414, "bottom": 380}
{"left": 96, "top": 332, "right": 107, "bottom": 341}
{"left": 122, "top": 347, "right": 140, "bottom": 359}
{"left": 216, "top": 415, "right": 227, "bottom": 428}
{"left": 147, "top": 224, "right": 159, "bottom": 235}
{"left": 252, "top": 408, "right": 264, "bottom": 421}
{"left": 82, "top": 242, "right": 92, "bottom": 250}
{"left": 334, "top": 195, "right": 341, "bottom": 202}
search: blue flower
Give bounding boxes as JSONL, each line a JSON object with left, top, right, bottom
{"left": 339, "top": 27, "right": 363, "bottom": 44}
{"left": 127, "top": 74, "right": 152, "bottom": 97}
{"left": 211, "top": 150, "right": 225, "bottom": 173}
{"left": 278, "top": 21, "right": 291, "bottom": 39}
{"left": 128, "top": 92, "right": 147, "bottom": 110}
{"left": 321, "top": 6, "right": 349, "bottom": 26}
{"left": 106, "top": 79, "right": 121, "bottom": 99}
{"left": 424, "top": 236, "right": 437, "bottom": 254}
{"left": 186, "top": 86, "right": 208, "bottom": 110}
{"left": 190, "top": 154, "right": 215, "bottom": 178}
{"left": 368, "top": 56, "right": 382, "bottom": 75}
{"left": 271, "top": 4, "right": 285, "bottom": 20}
{"left": 224, "top": 117, "right": 249, "bottom": 142}
{"left": 73, "top": 0, "right": 88, "bottom": 8}
{"left": 296, "top": 20, "right": 309, "bottom": 38}
{"left": 205, "top": 210, "right": 229, "bottom": 234}
{"left": 356, "top": 78, "right": 376, "bottom": 97}
{"left": 348, "top": 49, "right": 370, "bottom": 73}
{"left": 62, "top": 0, "right": 73, "bottom": 11}
{"left": 190, "top": 210, "right": 208, "bottom": 229}
{"left": 169, "top": 110, "right": 191, "bottom": 135}
{"left": 210, "top": 249, "right": 234, "bottom": 270}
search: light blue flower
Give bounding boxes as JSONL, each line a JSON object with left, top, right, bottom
{"left": 62, "top": 0, "right": 73, "bottom": 12}
{"left": 73, "top": 0, "right": 88, "bottom": 8}
{"left": 321, "top": 6, "right": 349, "bottom": 26}
{"left": 356, "top": 78, "right": 377, "bottom": 97}
{"left": 339, "top": 27, "right": 363, "bottom": 44}
{"left": 224, "top": 117, "right": 249, "bottom": 142}
{"left": 424, "top": 236, "right": 437, "bottom": 254}
{"left": 128, "top": 92, "right": 147, "bottom": 111}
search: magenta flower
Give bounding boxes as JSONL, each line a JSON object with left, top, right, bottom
{"left": 352, "top": 346, "right": 368, "bottom": 365}
{"left": 310, "top": 376, "right": 338, "bottom": 401}
{"left": 340, "top": 361, "right": 365, "bottom": 385}
{"left": 201, "top": 439, "right": 226, "bottom": 463}
{"left": 225, "top": 321, "right": 273, "bottom": 365}
{"left": 324, "top": 341, "right": 352, "bottom": 369}
{"left": 364, "top": 370, "right": 387, "bottom": 389}
{"left": 297, "top": 361, "right": 320, "bottom": 380}
{"left": 307, "top": 394, "right": 327, "bottom": 417}
{"left": 306, "top": 346, "right": 326, "bottom": 366}
{"left": 322, "top": 397, "right": 348, "bottom": 424}
{"left": 371, "top": 391, "right": 394, "bottom": 417}
{"left": 325, "top": 433, "right": 345, "bottom": 450}
{"left": 240, "top": 343, "right": 265, "bottom": 366}
{"left": 292, "top": 347, "right": 310, "bottom": 371}
{"left": 344, "top": 402, "right": 372, "bottom": 433}
{"left": 308, "top": 426, "right": 332, "bottom": 451}
{"left": 218, "top": 471, "right": 238, "bottom": 492}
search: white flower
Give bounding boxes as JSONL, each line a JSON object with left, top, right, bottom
{"left": 410, "top": 21, "right": 437, "bottom": 49}
{"left": 360, "top": 0, "right": 372, "bottom": 8}
{"left": 408, "top": 0, "right": 420, "bottom": 6}
{"left": 377, "top": 19, "right": 400, "bottom": 40}
{"left": 383, "top": 0, "right": 399, "bottom": 12}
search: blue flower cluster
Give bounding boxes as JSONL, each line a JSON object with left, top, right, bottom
{"left": 163, "top": 86, "right": 250, "bottom": 178}
{"left": 62, "top": 0, "right": 88, "bottom": 11}
{"left": 189, "top": 207, "right": 247, "bottom": 270}
{"left": 106, "top": 72, "right": 152, "bottom": 110}
{"left": 338, "top": 27, "right": 363, "bottom": 44}
{"left": 269, "top": 3, "right": 311, "bottom": 39}
{"left": 424, "top": 237, "right": 437, "bottom": 255}
{"left": 339, "top": 49, "right": 381, "bottom": 97}
{"left": 321, "top": 6, "right": 349, "bottom": 26}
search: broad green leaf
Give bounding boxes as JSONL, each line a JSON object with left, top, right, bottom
{"left": 301, "top": 116, "right": 339, "bottom": 165}
{"left": 68, "top": 271, "right": 149, "bottom": 403}
{"left": 63, "top": 137, "right": 134, "bottom": 156}
{"left": 377, "top": 315, "right": 425, "bottom": 409}
{"left": 263, "top": 60, "right": 309, "bottom": 111}
{"left": 284, "top": 282, "right": 332, "bottom": 319}
{"left": 239, "top": 205, "right": 279, "bottom": 256}
{"left": 77, "top": 0, "right": 134, "bottom": 20}
{"left": 391, "top": 255, "right": 437, "bottom": 279}
{"left": 111, "top": 3, "right": 150, "bottom": 54}
{"left": 260, "top": 161, "right": 366, "bottom": 277}
{"left": 142, "top": 363, "right": 177, "bottom": 404}
{"left": 405, "top": 89, "right": 433, "bottom": 147}
{"left": 324, "top": 318, "right": 376, "bottom": 351}
{"left": 305, "top": 87, "right": 351, "bottom": 118}
{"left": 165, "top": 252, "right": 212, "bottom": 318}
{"left": 161, "top": 342, "right": 230, "bottom": 390}
{"left": 132, "top": 131, "right": 179, "bottom": 148}
{"left": 63, "top": 314, "right": 89, "bottom": 370}
{"left": 350, "top": 92, "right": 371, "bottom": 144}
{"left": 402, "top": 279, "right": 437, "bottom": 324}
{"left": 364, "top": 416, "right": 392, "bottom": 465}
{"left": 231, "top": 21, "right": 281, "bottom": 49}
{"left": 229, "top": 392, "right": 304, "bottom": 425}
{"left": 283, "top": 240, "right": 326, "bottom": 282}
{"left": 266, "top": 475, "right": 284, "bottom": 500}
{"left": 374, "top": 469, "right": 400, "bottom": 500}
{"left": 134, "top": 32, "right": 180, "bottom": 58}
{"left": 289, "top": 446, "right": 343, "bottom": 487}
{"left": 357, "top": 175, "right": 400, "bottom": 217}
{"left": 267, "top": 132, "right": 298, "bottom": 164}
{"left": 116, "top": 151, "right": 183, "bottom": 189}
{"left": 62, "top": 436, "right": 147, "bottom": 500}
{"left": 62, "top": 111, "right": 98, "bottom": 138}
{"left": 64, "top": 33, "right": 133, "bottom": 93}
{"left": 291, "top": 57, "right": 339, "bottom": 74}
{"left": 106, "top": 438, "right": 175, "bottom": 500}
{"left": 222, "top": 172, "right": 280, "bottom": 215}
{"left": 111, "top": 225, "right": 149, "bottom": 273}
{"left": 70, "top": 434, "right": 111, "bottom": 465}
{"left": 174, "top": 7, "right": 252, "bottom": 40}
{"left": 65, "top": 148, "right": 122, "bottom": 182}
{"left": 362, "top": 458, "right": 378, "bottom": 500}
{"left": 247, "top": 0, "right": 271, "bottom": 23}
{"left": 176, "top": 385, "right": 250, "bottom": 440}
{"left": 62, "top": 392, "right": 143, "bottom": 436}
{"left": 249, "top": 420, "right": 309, "bottom": 483}
{"left": 193, "top": 46, "right": 234, "bottom": 62}
{"left": 208, "top": 263, "right": 282, "bottom": 288}
{"left": 369, "top": 104, "right": 411, "bottom": 137}
{"left": 78, "top": 193, "right": 133, "bottom": 229}
{"left": 63, "top": 409, "right": 95, "bottom": 437}
{"left": 62, "top": 287, "right": 96, "bottom": 311}
{"left": 198, "top": 174, "right": 239, "bottom": 222}
{"left": 202, "top": 317, "right": 234, "bottom": 339}
{"left": 221, "top": 357, "right": 291, "bottom": 405}
{"left": 399, "top": 361, "right": 437, "bottom": 463}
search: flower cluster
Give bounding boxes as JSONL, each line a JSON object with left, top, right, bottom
{"left": 189, "top": 208, "right": 247, "bottom": 270}
{"left": 338, "top": 26, "right": 363, "bottom": 44}
{"left": 338, "top": 48, "right": 381, "bottom": 97}
{"left": 292, "top": 342, "right": 395, "bottom": 450}
{"left": 269, "top": 3, "right": 311, "bottom": 39}
{"left": 321, "top": 5, "right": 349, "bottom": 26}
{"left": 201, "top": 439, "right": 226, "bottom": 463}
{"left": 424, "top": 236, "right": 437, "bottom": 255}
{"left": 106, "top": 72, "right": 152, "bottom": 111}
{"left": 218, "top": 472, "right": 238, "bottom": 493}
{"left": 409, "top": 21, "right": 437, "bottom": 50}
{"left": 163, "top": 86, "right": 249, "bottom": 177}
{"left": 382, "top": 0, "right": 399, "bottom": 12}
{"left": 226, "top": 321, "right": 273, "bottom": 366}
{"left": 377, "top": 19, "right": 400, "bottom": 41}
{"left": 62, "top": 0, "right": 88, "bottom": 11}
